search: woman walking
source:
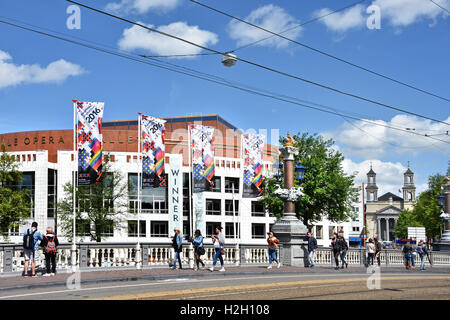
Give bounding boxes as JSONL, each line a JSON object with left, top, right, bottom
{"left": 374, "top": 237, "right": 382, "bottom": 266}
{"left": 338, "top": 236, "right": 348, "bottom": 269}
{"left": 366, "top": 238, "right": 376, "bottom": 266}
{"left": 267, "top": 232, "right": 280, "bottom": 269}
{"left": 41, "top": 227, "right": 59, "bottom": 276}
{"left": 171, "top": 228, "right": 183, "bottom": 270}
{"left": 209, "top": 226, "right": 225, "bottom": 272}
{"left": 331, "top": 233, "right": 340, "bottom": 270}
{"left": 191, "top": 229, "right": 205, "bottom": 270}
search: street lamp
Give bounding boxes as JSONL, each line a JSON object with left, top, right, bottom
{"left": 273, "top": 160, "right": 283, "bottom": 181}
{"left": 438, "top": 193, "right": 445, "bottom": 208}
{"left": 295, "top": 161, "right": 305, "bottom": 183}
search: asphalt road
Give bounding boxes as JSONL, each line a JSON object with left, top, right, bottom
{"left": 1, "top": 272, "right": 449, "bottom": 300}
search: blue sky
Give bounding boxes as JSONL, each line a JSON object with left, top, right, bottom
{"left": 0, "top": 0, "right": 449, "bottom": 195}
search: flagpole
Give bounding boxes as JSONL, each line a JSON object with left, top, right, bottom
{"left": 187, "top": 124, "right": 194, "bottom": 269}
{"left": 72, "top": 100, "right": 77, "bottom": 273}
{"left": 136, "top": 113, "right": 142, "bottom": 270}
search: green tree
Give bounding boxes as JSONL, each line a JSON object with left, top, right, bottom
{"left": 261, "top": 132, "right": 357, "bottom": 229}
{"left": 395, "top": 173, "right": 445, "bottom": 240}
{"left": 57, "top": 161, "right": 128, "bottom": 242}
{"left": 0, "top": 144, "right": 32, "bottom": 241}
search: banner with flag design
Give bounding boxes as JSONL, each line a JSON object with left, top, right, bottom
{"left": 191, "top": 125, "right": 215, "bottom": 193}
{"left": 243, "top": 133, "right": 265, "bottom": 198}
{"left": 76, "top": 101, "right": 104, "bottom": 185}
{"left": 141, "top": 114, "right": 166, "bottom": 188}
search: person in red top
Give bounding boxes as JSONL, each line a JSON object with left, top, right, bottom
{"left": 267, "top": 232, "right": 281, "bottom": 269}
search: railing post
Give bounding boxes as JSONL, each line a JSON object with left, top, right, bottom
{"left": 136, "top": 243, "right": 142, "bottom": 270}
{"left": 360, "top": 248, "right": 365, "bottom": 266}
{"left": 142, "top": 244, "right": 149, "bottom": 267}
{"left": 188, "top": 243, "right": 194, "bottom": 269}
{"left": 79, "top": 244, "right": 88, "bottom": 269}
{"left": 235, "top": 243, "right": 240, "bottom": 266}
{"left": 240, "top": 245, "right": 246, "bottom": 265}
{"left": 4, "top": 246, "right": 13, "bottom": 273}
{"left": 385, "top": 249, "right": 389, "bottom": 267}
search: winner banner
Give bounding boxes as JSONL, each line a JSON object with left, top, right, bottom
{"left": 243, "top": 133, "right": 265, "bottom": 198}
{"left": 76, "top": 101, "right": 104, "bottom": 185}
{"left": 191, "top": 125, "right": 215, "bottom": 193}
{"left": 141, "top": 115, "right": 166, "bottom": 188}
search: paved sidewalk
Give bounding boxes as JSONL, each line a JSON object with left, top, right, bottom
{"left": 1, "top": 265, "right": 449, "bottom": 291}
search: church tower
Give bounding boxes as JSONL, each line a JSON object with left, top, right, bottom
{"left": 402, "top": 162, "right": 416, "bottom": 203}
{"left": 366, "top": 164, "right": 378, "bottom": 202}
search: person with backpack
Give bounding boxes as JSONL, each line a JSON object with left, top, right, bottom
{"left": 40, "top": 227, "right": 59, "bottom": 276}
{"left": 209, "top": 226, "right": 225, "bottom": 272}
{"left": 374, "top": 237, "right": 382, "bottom": 266}
{"left": 23, "top": 221, "right": 43, "bottom": 277}
{"left": 416, "top": 240, "right": 427, "bottom": 271}
{"left": 171, "top": 228, "right": 183, "bottom": 270}
{"left": 191, "top": 229, "right": 205, "bottom": 270}
{"left": 307, "top": 231, "right": 318, "bottom": 268}
{"left": 338, "top": 236, "right": 349, "bottom": 269}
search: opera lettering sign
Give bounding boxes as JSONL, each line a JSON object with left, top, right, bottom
{"left": 1, "top": 135, "right": 66, "bottom": 147}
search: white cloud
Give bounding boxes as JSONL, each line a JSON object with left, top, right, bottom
{"left": 323, "top": 115, "right": 450, "bottom": 158}
{"left": 118, "top": 21, "right": 218, "bottom": 58}
{"left": 342, "top": 158, "right": 426, "bottom": 196}
{"left": 227, "top": 4, "right": 302, "bottom": 49}
{"left": 105, "top": 0, "right": 181, "bottom": 15}
{"left": 315, "top": 0, "right": 449, "bottom": 32}
{"left": 0, "top": 50, "right": 85, "bottom": 89}
{"left": 313, "top": 4, "right": 366, "bottom": 33}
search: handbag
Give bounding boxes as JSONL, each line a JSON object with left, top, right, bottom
{"left": 198, "top": 247, "right": 205, "bottom": 256}
{"left": 220, "top": 249, "right": 225, "bottom": 255}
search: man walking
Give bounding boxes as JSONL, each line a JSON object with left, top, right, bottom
{"left": 307, "top": 231, "right": 318, "bottom": 268}
{"left": 23, "top": 221, "right": 43, "bottom": 277}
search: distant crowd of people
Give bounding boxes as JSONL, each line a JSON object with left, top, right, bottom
{"left": 21, "top": 221, "right": 431, "bottom": 277}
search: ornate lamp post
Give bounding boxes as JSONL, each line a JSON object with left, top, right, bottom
{"left": 271, "top": 134, "right": 308, "bottom": 267}
{"left": 436, "top": 177, "right": 450, "bottom": 251}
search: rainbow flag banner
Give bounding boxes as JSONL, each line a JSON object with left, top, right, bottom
{"left": 243, "top": 133, "right": 265, "bottom": 198}
{"left": 141, "top": 114, "right": 166, "bottom": 188}
{"left": 191, "top": 125, "right": 215, "bottom": 193}
{"left": 76, "top": 101, "right": 104, "bottom": 185}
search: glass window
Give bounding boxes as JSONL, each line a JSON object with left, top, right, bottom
{"left": 208, "top": 176, "right": 221, "bottom": 192}
{"left": 101, "top": 220, "right": 114, "bottom": 237}
{"left": 316, "top": 225, "right": 323, "bottom": 239}
{"left": 206, "top": 199, "right": 221, "bottom": 215}
{"left": 251, "top": 201, "right": 265, "bottom": 217}
{"left": 329, "top": 226, "right": 336, "bottom": 239}
{"left": 128, "top": 220, "right": 146, "bottom": 237}
{"left": 47, "top": 169, "right": 57, "bottom": 218}
{"left": 225, "top": 200, "right": 239, "bottom": 216}
{"left": 225, "top": 222, "right": 240, "bottom": 239}
{"left": 76, "top": 219, "right": 90, "bottom": 237}
{"left": 128, "top": 173, "right": 168, "bottom": 214}
{"left": 224, "top": 177, "right": 239, "bottom": 193}
{"left": 206, "top": 222, "right": 222, "bottom": 237}
{"left": 151, "top": 221, "right": 168, "bottom": 237}
{"left": 252, "top": 223, "right": 266, "bottom": 239}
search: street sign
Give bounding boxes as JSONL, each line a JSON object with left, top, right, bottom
{"left": 408, "top": 227, "right": 426, "bottom": 241}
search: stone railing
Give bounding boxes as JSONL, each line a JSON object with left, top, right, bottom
{"left": 0, "top": 243, "right": 275, "bottom": 274}
{"left": 314, "top": 247, "right": 450, "bottom": 267}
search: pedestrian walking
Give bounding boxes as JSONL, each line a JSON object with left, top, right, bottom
{"left": 366, "top": 238, "right": 376, "bottom": 266}
{"left": 338, "top": 236, "right": 349, "bottom": 269}
{"left": 171, "top": 228, "right": 183, "bottom": 270}
{"left": 209, "top": 226, "right": 225, "bottom": 272}
{"left": 416, "top": 240, "right": 427, "bottom": 271}
{"left": 402, "top": 241, "right": 413, "bottom": 270}
{"left": 23, "top": 221, "right": 43, "bottom": 277}
{"left": 267, "top": 231, "right": 280, "bottom": 269}
{"left": 411, "top": 242, "right": 417, "bottom": 269}
{"left": 40, "top": 227, "right": 59, "bottom": 276}
{"left": 331, "top": 233, "right": 340, "bottom": 270}
{"left": 374, "top": 237, "right": 382, "bottom": 266}
{"left": 191, "top": 229, "right": 205, "bottom": 270}
{"left": 307, "top": 231, "right": 318, "bottom": 268}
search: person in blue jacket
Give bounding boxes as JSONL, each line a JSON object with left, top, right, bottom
{"left": 191, "top": 229, "right": 205, "bottom": 270}
{"left": 171, "top": 228, "right": 183, "bottom": 270}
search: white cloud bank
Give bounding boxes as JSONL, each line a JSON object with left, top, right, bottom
{"left": 0, "top": 50, "right": 85, "bottom": 89}
{"left": 105, "top": 0, "right": 181, "bottom": 15}
{"left": 322, "top": 115, "right": 450, "bottom": 159}
{"left": 227, "top": 4, "right": 302, "bottom": 49}
{"left": 118, "top": 21, "right": 218, "bottom": 58}
{"left": 315, "top": 0, "right": 450, "bottom": 32}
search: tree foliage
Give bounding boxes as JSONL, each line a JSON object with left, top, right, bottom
{"left": 57, "top": 161, "right": 129, "bottom": 242}
{"left": 394, "top": 173, "right": 445, "bottom": 240}
{"left": 260, "top": 132, "right": 357, "bottom": 229}
{"left": 0, "top": 144, "right": 32, "bottom": 241}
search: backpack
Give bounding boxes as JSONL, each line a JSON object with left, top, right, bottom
{"left": 44, "top": 235, "right": 56, "bottom": 255}
{"left": 23, "top": 229, "right": 35, "bottom": 250}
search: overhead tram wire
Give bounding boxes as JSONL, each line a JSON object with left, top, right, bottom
{"left": 189, "top": 0, "right": 450, "bottom": 104}
{"left": 2, "top": 18, "right": 450, "bottom": 147}
{"left": 228, "top": 0, "right": 369, "bottom": 52}
{"left": 66, "top": 0, "right": 450, "bottom": 127}
{"left": 429, "top": 0, "right": 450, "bottom": 13}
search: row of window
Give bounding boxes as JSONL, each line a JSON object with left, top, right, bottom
{"left": 75, "top": 220, "right": 270, "bottom": 239}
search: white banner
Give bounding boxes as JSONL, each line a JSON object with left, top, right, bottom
{"left": 194, "top": 192, "right": 206, "bottom": 236}
{"left": 168, "top": 154, "right": 183, "bottom": 233}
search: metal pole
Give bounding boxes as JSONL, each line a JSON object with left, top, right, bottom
{"left": 72, "top": 100, "right": 77, "bottom": 273}
{"left": 136, "top": 113, "right": 142, "bottom": 269}
{"left": 188, "top": 124, "right": 194, "bottom": 269}
{"left": 362, "top": 182, "right": 366, "bottom": 248}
